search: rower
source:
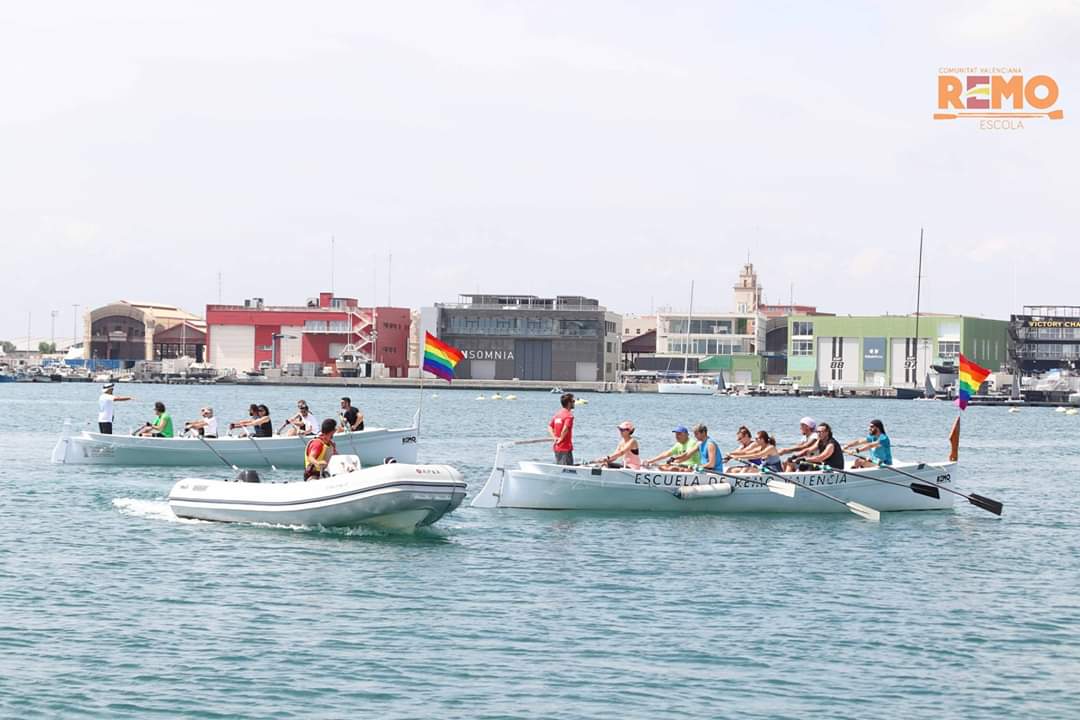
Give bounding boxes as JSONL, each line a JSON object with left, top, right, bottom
{"left": 644, "top": 426, "right": 699, "bottom": 471}
{"left": 797, "top": 422, "right": 845, "bottom": 471}
{"left": 304, "top": 419, "right": 339, "bottom": 481}
{"left": 593, "top": 421, "right": 640, "bottom": 469}
{"left": 687, "top": 423, "right": 722, "bottom": 473}
{"left": 722, "top": 426, "right": 758, "bottom": 473}
{"left": 779, "top": 417, "right": 818, "bottom": 472}
{"left": 338, "top": 396, "right": 365, "bottom": 432}
{"left": 231, "top": 404, "right": 273, "bottom": 437}
{"left": 135, "top": 401, "right": 174, "bottom": 438}
{"left": 284, "top": 401, "right": 317, "bottom": 437}
{"left": 734, "top": 430, "right": 784, "bottom": 473}
{"left": 184, "top": 407, "right": 219, "bottom": 438}
{"left": 844, "top": 419, "right": 892, "bottom": 468}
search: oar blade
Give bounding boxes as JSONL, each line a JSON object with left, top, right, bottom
{"left": 968, "top": 493, "right": 1004, "bottom": 516}
{"left": 846, "top": 502, "right": 880, "bottom": 522}
{"left": 766, "top": 479, "right": 796, "bottom": 498}
{"left": 910, "top": 482, "right": 941, "bottom": 499}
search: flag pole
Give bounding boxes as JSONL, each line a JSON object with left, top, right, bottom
{"left": 417, "top": 345, "right": 425, "bottom": 434}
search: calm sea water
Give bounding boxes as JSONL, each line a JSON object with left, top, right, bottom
{"left": 0, "top": 383, "right": 1078, "bottom": 719}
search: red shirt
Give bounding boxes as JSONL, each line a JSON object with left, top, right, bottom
{"left": 550, "top": 408, "right": 574, "bottom": 452}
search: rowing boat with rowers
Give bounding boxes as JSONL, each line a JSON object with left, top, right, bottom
{"left": 473, "top": 419, "right": 1001, "bottom": 519}
{"left": 51, "top": 416, "right": 419, "bottom": 468}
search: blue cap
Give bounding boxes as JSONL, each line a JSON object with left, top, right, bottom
{"left": 672, "top": 425, "right": 689, "bottom": 434}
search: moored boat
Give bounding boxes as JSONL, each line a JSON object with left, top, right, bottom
{"left": 51, "top": 419, "right": 419, "bottom": 468}
{"left": 168, "top": 456, "right": 466, "bottom": 531}
{"left": 473, "top": 441, "right": 958, "bottom": 515}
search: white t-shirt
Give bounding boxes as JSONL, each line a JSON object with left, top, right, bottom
{"left": 299, "top": 413, "right": 317, "bottom": 434}
{"left": 98, "top": 394, "right": 115, "bottom": 423}
{"left": 203, "top": 416, "right": 219, "bottom": 437}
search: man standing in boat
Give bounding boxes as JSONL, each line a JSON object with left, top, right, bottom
{"left": 549, "top": 392, "right": 575, "bottom": 465}
{"left": 97, "top": 383, "right": 133, "bottom": 434}
{"left": 305, "top": 419, "right": 339, "bottom": 480}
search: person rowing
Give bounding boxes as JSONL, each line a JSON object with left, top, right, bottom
{"left": 283, "top": 400, "right": 317, "bottom": 437}
{"left": 779, "top": 417, "right": 818, "bottom": 472}
{"left": 723, "top": 426, "right": 759, "bottom": 473}
{"left": 796, "top": 422, "right": 845, "bottom": 471}
{"left": 843, "top": 419, "right": 892, "bottom": 468}
{"left": 230, "top": 404, "right": 273, "bottom": 437}
{"left": 685, "top": 423, "right": 721, "bottom": 473}
{"left": 732, "top": 430, "right": 784, "bottom": 474}
{"left": 135, "top": 401, "right": 174, "bottom": 438}
{"left": 183, "top": 406, "right": 219, "bottom": 438}
{"left": 593, "top": 421, "right": 641, "bottom": 469}
{"left": 644, "top": 425, "right": 699, "bottom": 471}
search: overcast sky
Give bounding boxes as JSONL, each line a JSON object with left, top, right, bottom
{"left": 2, "top": 1, "right": 1077, "bottom": 345}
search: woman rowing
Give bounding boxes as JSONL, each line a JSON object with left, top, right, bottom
{"left": 733, "top": 430, "right": 783, "bottom": 474}
{"left": 230, "top": 404, "right": 273, "bottom": 438}
{"left": 723, "top": 426, "right": 759, "bottom": 473}
{"left": 593, "top": 421, "right": 641, "bottom": 469}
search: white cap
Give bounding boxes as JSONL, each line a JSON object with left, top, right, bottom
{"left": 799, "top": 416, "right": 817, "bottom": 430}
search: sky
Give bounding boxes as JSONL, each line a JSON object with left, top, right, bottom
{"left": 2, "top": 1, "right": 1077, "bottom": 346}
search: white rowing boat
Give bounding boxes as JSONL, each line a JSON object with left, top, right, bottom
{"left": 51, "top": 419, "right": 418, "bottom": 468}
{"left": 473, "top": 441, "right": 957, "bottom": 514}
{"left": 168, "top": 456, "right": 466, "bottom": 532}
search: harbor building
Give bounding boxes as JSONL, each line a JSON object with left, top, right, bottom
{"left": 785, "top": 314, "right": 1009, "bottom": 390}
{"left": 431, "top": 294, "right": 622, "bottom": 382}
{"left": 1009, "top": 305, "right": 1080, "bottom": 374}
{"left": 85, "top": 301, "right": 205, "bottom": 364}
{"left": 205, "top": 292, "right": 411, "bottom": 376}
{"left": 631, "top": 264, "right": 768, "bottom": 385}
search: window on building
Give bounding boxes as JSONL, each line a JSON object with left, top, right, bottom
{"left": 792, "top": 340, "right": 814, "bottom": 356}
{"left": 792, "top": 321, "right": 814, "bottom": 337}
{"left": 938, "top": 341, "right": 960, "bottom": 358}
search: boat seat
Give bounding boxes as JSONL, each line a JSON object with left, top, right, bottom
{"left": 327, "top": 455, "right": 361, "bottom": 476}
{"left": 235, "top": 469, "right": 261, "bottom": 483}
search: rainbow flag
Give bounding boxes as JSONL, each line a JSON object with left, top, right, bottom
{"left": 423, "top": 332, "right": 463, "bottom": 382}
{"left": 956, "top": 354, "right": 991, "bottom": 410}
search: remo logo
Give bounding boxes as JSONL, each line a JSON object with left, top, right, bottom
{"left": 935, "top": 68, "right": 1063, "bottom": 129}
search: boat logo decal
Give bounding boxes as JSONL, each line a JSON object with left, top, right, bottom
{"left": 561, "top": 468, "right": 578, "bottom": 475}
{"left": 936, "top": 473, "right": 951, "bottom": 484}
{"left": 402, "top": 436, "right": 417, "bottom": 444}
{"left": 633, "top": 472, "right": 718, "bottom": 487}
{"left": 414, "top": 468, "right": 442, "bottom": 475}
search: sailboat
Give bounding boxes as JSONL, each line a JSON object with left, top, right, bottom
{"left": 658, "top": 281, "right": 716, "bottom": 395}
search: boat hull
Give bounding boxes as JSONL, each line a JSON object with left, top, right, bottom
{"left": 474, "top": 460, "right": 957, "bottom": 514}
{"left": 51, "top": 422, "right": 419, "bottom": 468}
{"left": 657, "top": 382, "right": 716, "bottom": 395}
{"left": 168, "top": 463, "right": 467, "bottom": 531}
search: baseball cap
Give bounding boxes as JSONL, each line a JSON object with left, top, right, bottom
{"left": 672, "top": 425, "right": 689, "bottom": 434}
{"left": 799, "top": 417, "right": 817, "bottom": 429}
{"left": 103, "top": 383, "right": 115, "bottom": 390}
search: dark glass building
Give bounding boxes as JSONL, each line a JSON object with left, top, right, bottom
{"left": 433, "top": 295, "right": 622, "bottom": 382}
{"left": 1009, "top": 305, "right": 1080, "bottom": 374}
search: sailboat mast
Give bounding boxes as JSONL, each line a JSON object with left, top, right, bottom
{"left": 913, "top": 228, "right": 924, "bottom": 387}
{"left": 684, "top": 281, "right": 694, "bottom": 376}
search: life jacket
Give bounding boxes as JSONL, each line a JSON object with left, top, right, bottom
{"left": 304, "top": 436, "right": 336, "bottom": 473}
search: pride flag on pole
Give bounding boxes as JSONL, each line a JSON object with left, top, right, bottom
{"left": 956, "top": 354, "right": 991, "bottom": 410}
{"left": 423, "top": 332, "right": 464, "bottom": 382}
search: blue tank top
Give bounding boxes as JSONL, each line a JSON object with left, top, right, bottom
{"left": 699, "top": 438, "right": 717, "bottom": 468}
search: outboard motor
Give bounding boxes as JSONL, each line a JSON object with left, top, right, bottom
{"left": 383, "top": 457, "right": 397, "bottom": 464}
{"left": 235, "top": 469, "right": 261, "bottom": 483}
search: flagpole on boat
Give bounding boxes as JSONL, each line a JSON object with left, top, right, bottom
{"left": 914, "top": 228, "right": 924, "bottom": 395}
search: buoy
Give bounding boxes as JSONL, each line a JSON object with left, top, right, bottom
{"left": 431, "top": 393, "right": 439, "bottom": 399}
{"left": 491, "top": 393, "right": 503, "bottom": 400}
{"left": 575, "top": 398, "right": 588, "bottom": 406}
{"left": 1007, "top": 407, "right": 1019, "bottom": 413}
{"left": 476, "top": 395, "right": 486, "bottom": 401}
{"left": 506, "top": 394, "right": 517, "bottom": 400}
{"left": 1067, "top": 408, "right": 1079, "bottom": 416}
{"left": 1056, "top": 407, "right": 1068, "bottom": 413}
{"left": 675, "top": 482, "right": 733, "bottom": 499}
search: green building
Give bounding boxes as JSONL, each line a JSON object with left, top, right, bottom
{"left": 786, "top": 315, "right": 1008, "bottom": 389}
{"left": 699, "top": 354, "right": 765, "bottom": 385}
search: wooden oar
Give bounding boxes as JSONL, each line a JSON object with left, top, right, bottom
{"left": 247, "top": 435, "right": 278, "bottom": 471}
{"left": 733, "top": 459, "right": 880, "bottom": 521}
{"left": 197, "top": 435, "right": 239, "bottom": 471}
{"left": 848, "top": 453, "right": 1003, "bottom": 516}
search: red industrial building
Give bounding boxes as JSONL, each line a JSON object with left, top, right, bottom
{"left": 205, "top": 292, "right": 411, "bottom": 377}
